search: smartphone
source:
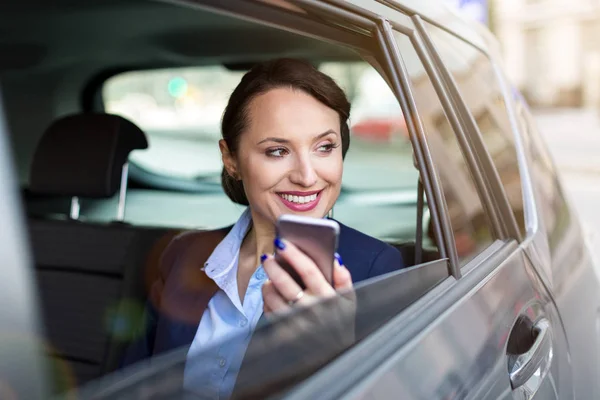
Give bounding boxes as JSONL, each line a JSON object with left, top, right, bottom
{"left": 275, "top": 214, "right": 340, "bottom": 289}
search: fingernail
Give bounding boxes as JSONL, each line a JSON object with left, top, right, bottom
{"left": 334, "top": 252, "right": 344, "bottom": 266}
{"left": 274, "top": 237, "right": 285, "bottom": 250}
{"left": 260, "top": 254, "right": 268, "bottom": 263}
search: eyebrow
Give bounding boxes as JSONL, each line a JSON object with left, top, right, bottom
{"left": 257, "top": 129, "right": 337, "bottom": 145}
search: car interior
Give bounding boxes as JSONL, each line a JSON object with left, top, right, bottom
{"left": 1, "top": 0, "right": 443, "bottom": 394}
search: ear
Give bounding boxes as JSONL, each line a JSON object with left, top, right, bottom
{"left": 219, "top": 139, "right": 239, "bottom": 179}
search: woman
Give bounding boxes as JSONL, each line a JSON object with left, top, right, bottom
{"left": 122, "top": 58, "right": 405, "bottom": 398}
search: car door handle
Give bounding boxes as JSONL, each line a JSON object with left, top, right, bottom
{"left": 509, "top": 318, "right": 553, "bottom": 390}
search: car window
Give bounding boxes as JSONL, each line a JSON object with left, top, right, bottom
{"left": 23, "top": 0, "right": 465, "bottom": 397}
{"left": 392, "top": 31, "right": 496, "bottom": 265}
{"left": 516, "top": 103, "right": 571, "bottom": 253}
{"left": 95, "top": 50, "right": 450, "bottom": 399}
{"left": 74, "top": 258, "right": 450, "bottom": 399}
{"left": 103, "top": 66, "right": 243, "bottom": 179}
{"left": 424, "top": 23, "right": 526, "bottom": 238}
{"left": 103, "top": 63, "right": 423, "bottom": 243}
{"left": 103, "top": 63, "right": 410, "bottom": 189}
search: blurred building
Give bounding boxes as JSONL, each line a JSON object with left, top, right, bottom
{"left": 493, "top": 0, "right": 600, "bottom": 108}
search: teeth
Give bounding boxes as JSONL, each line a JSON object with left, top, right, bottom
{"left": 279, "top": 193, "right": 318, "bottom": 204}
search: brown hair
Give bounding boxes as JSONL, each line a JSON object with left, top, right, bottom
{"left": 220, "top": 58, "right": 351, "bottom": 205}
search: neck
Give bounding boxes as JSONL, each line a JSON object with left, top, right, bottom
{"left": 242, "top": 209, "right": 276, "bottom": 266}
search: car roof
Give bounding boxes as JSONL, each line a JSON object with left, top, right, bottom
{"left": 0, "top": 0, "right": 501, "bottom": 77}
{"left": 347, "top": 0, "right": 497, "bottom": 56}
{"left": 0, "top": 0, "right": 361, "bottom": 76}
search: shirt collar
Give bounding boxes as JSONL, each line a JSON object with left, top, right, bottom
{"left": 203, "top": 207, "right": 252, "bottom": 280}
{"left": 204, "top": 208, "right": 257, "bottom": 314}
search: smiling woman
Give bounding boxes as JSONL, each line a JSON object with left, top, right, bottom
{"left": 218, "top": 59, "right": 349, "bottom": 216}
{"left": 121, "top": 58, "right": 407, "bottom": 399}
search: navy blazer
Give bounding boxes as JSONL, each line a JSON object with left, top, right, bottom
{"left": 121, "top": 221, "right": 404, "bottom": 368}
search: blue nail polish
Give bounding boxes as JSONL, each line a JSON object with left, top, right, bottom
{"left": 260, "top": 254, "right": 268, "bottom": 263}
{"left": 334, "top": 252, "right": 343, "bottom": 266}
{"left": 274, "top": 237, "right": 285, "bottom": 250}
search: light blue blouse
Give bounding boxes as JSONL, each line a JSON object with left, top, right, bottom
{"left": 183, "top": 208, "right": 267, "bottom": 399}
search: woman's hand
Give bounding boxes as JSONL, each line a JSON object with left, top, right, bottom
{"left": 261, "top": 238, "right": 352, "bottom": 315}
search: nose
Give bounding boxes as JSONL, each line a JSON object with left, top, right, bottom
{"left": 289, "top": 154, "right": 318, "bottom": 187}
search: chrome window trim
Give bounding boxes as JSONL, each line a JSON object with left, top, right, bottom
{"left": 412, "top": 16, "right": 511, "bottom": 240}
{"left": 376, "top": 0, "right": 490, "bottom": 54}
{"left": 412, "top": 16, "right": 523, "bottom": 242}
{"left": 488, "top": 66, "right": 540, "bottom": 244}
{"left": 376, "top": 20, "right": 458, "bottom": 276}
{"left": 372, "top": 7, "right": 509, "bottom": 275}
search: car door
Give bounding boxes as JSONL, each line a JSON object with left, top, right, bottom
{"left": 413, "top": 14, "right": 574, "bottom": 399}
{"left": 280, "top": 1, "right": 572, "bottom": 399}
{"left": 514, "top": 95, "right": 600, "bottom": 398}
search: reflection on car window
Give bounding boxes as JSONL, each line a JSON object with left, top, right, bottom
{"left": 517, "top": 104, "right": 571, "bottom": 253}
{"left": 103, "top": 62, "right": 422, "bottom": 242}
{"left": 424, "top": 23, "right": 526, "bottom": 237}
{"left": 73, "top": 260, "right": 448, "bottom": 400}
{"left": 393, "top": 32, "right": 495, "bottom": 265}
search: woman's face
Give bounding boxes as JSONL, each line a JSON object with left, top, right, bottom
{"left": 221, "top": 87, "right": 344, "bottom": 226}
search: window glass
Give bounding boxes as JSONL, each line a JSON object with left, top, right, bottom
{"left": 424, "top": 23, "right": 526, "bottom": 237}
{"left": 517, "top": 104, "right": 571, "bottom": 252}
{"left": 103, "top": 62, "right": 423, "bottom": 242}
{"left": 103, "top": 66, "right": 243, "bottom": 179}
{"left": 393, "top": 32, "right": 495, "bottom": 265}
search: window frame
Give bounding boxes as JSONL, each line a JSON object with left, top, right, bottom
{"left": 334, "top": 0, "right": 519, "bottom": 275}
{"left": 374, "top": 1, "right": 528, "bottom": 248}
{"left": 381, "top": 19, "right": 512, "bottom": 276}
{"left": 411, "top": 17, "right": 524, "bottom": 243}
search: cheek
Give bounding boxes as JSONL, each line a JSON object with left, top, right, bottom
{"left": 239, "top": 155, "right": 286, "bottom": 194}
{"left": 320, "top": 154, "right": 343, "bottom": 186}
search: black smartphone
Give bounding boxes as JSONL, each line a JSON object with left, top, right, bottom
{"left": 274, "top": 214, "right": 340, "bottom": 289}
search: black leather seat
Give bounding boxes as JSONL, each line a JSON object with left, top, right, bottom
{"left": 27, "top": 113, "right": 178, "bottom": 390}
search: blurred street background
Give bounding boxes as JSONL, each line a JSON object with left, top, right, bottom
{"left": 451, "top": 0, "right": 600, "bottom": 246}
{"left": 535, "top": 110, "right": 600, "bottom": 247}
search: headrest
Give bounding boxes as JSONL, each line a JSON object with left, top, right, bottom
{"left": 29, "top": 113, "right": 148, "bottom": 198}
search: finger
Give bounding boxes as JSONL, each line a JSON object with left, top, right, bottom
{"left": 262, "top": 279, "right": 291, "bottom": 313}
{"left": 263, "top": 302, "right": 272, "bottom": 315}
{"left": 262, "top": 254, "right": 312, "bottom": 305}
{"left": 273, "top": 239, "right": 335, "bottom": 297}
{"left": 333, "top": 263, "right": 353, "bottom": 291}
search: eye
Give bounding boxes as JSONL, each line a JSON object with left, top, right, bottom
{"left": 266, "top": 147, "right": 289, "bottom": 158}
{"left": 317, "top": 143, "right": 339, "bottom": 153}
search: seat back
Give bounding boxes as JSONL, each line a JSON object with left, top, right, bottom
{"left": 30, "top": 220, "right": 177, "bottom": 384}
{"left": 26, "top": 113, "right": 171, "bottom": 389}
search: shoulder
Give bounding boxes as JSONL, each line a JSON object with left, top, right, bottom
{"left": 337, "top": 221, "right": 395, "bottom": 256}
{"left": 157, "top": 226, "right": 232, "bottom": 277}
{"left": 336, "top": 221, "right": 405, "bottom": 282}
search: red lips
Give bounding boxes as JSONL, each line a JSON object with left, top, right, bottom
{"left": 277, "top": 190, "right": 322, "bottom": 212}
